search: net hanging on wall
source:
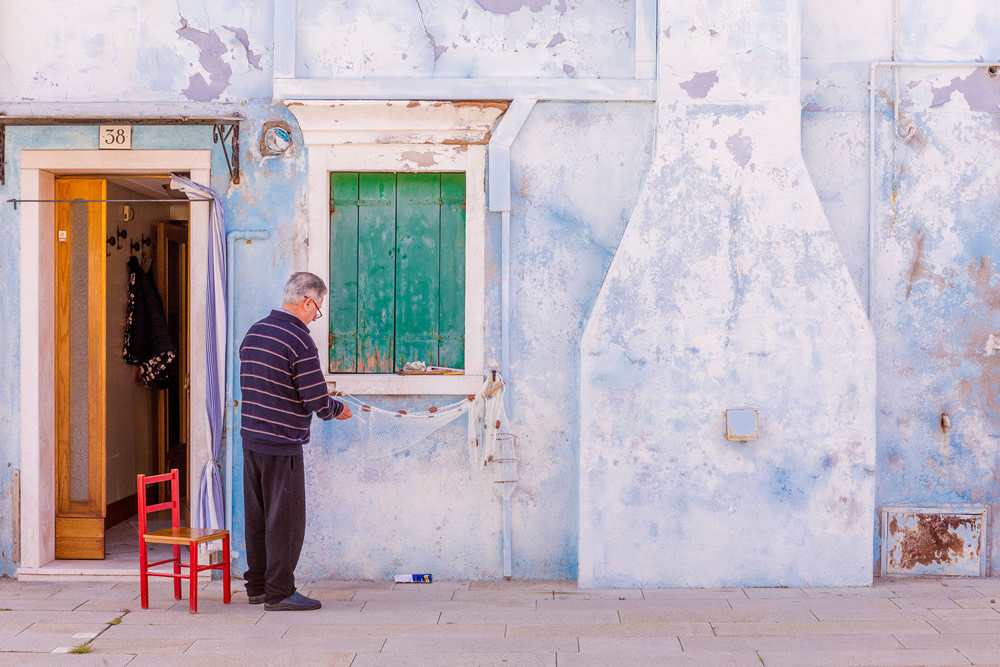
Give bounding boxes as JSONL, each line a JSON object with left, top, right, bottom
{"left": 336, "top": 373, "right": 511, "bottom": 469}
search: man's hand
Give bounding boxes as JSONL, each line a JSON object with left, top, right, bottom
{"left": 335, "top": 403, "right": 353, "bottom": 420}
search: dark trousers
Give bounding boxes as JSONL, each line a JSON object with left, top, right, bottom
{"left": 242, "top": 449, "right": 306, "bottom": 603}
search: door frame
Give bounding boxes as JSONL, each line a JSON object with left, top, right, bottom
{"left": 18, "top": 150, "right": 212, "bottom": 569}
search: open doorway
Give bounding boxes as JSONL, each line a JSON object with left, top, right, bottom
{"left": 53, "top": 175, "right": 191, "bottom": 563}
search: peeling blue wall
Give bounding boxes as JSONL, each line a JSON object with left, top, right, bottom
{"left": 2, "top": 0, "right": 1000, "bottom": 584}
{"left": 800, "top": 0, "right": 1000, "bottom": 575}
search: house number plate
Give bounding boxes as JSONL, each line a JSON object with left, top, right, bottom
{"left": 99, "top": 125, "right": 132, "bottom": 150}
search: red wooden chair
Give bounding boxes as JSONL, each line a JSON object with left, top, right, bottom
{"left": 137, "top": 469, "right": 231, "bottom": 613}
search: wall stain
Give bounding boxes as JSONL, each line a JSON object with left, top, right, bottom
{"left": 889, "top": 514, "right": 977, "bottom": 570}
{"left": 176, "top": 18, "right": 233, "bottom": 101}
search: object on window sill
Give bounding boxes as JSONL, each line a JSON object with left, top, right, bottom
{"left": 396, "top": 361, "right": 464, "bottom": 375}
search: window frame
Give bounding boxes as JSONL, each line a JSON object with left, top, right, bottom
{"left": 297, "top": 102, "right": 496, "bottom": 395}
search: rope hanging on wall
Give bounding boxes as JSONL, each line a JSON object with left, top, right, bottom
{"left": 335, "top": 372, "right": 516, "bottom": 477}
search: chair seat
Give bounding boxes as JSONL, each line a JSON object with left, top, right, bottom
{"left": 142, "top": 527, "right": 230, "bottom": 545}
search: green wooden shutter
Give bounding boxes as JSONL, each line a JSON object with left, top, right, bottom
{"left": 357, "top": 174, "right": 396, "bottom": 372}
{"left": 438, "top": 173, "right": 466, "bottom": 368}
{"left": 330, "top": 171, "right": 466, "bottom": 373}
{"left": 395, "top": 173, "right": 441, "bottom": 369}
{"left": 329, "top": 173, "right": 359, "bottom": 372}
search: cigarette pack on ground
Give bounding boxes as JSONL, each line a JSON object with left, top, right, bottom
{"left": 394, "top": 573, "right": 433, "bottom": 583}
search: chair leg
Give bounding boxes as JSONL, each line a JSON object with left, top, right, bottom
{"left": 139, "top": 537, "right": 149, "bottom": 610}
{"left": 189, "top": 544, "right": 198, "bottom": 614}
{"left": 222, "top": 536, "right": 231, "bottom": 605}
{"left": 173, "top": 544, "right": 182, "bottom": 600}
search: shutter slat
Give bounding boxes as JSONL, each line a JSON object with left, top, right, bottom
{"left": 395, "top": 173, "right": 441, "bottom": 369}
{"left": 438, "top": 173, "right": 466, "bottom": 369}
{"left": 357, "top": 173, "right": 396, "bottom": 373}
{"left": 329, "top": 173, "right": 360, "bottom": 372}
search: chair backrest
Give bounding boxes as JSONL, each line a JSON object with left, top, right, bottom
{"left": 137, "top": 469, "right": 180, "bottom": 537}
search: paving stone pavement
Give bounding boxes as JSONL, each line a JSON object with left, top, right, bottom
{"left": 4, "top": 577, "right": 1000, "bottom": 665}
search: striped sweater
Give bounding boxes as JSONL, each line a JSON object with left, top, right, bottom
{"left": 239, "top": 309, "right": 344, "bottom": 455}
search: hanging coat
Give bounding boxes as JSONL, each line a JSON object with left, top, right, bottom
{"left": 123, "top": 255, "right": 176, "bottom": 387}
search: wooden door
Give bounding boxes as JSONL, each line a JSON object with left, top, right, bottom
{"left": 155, "top": 222, "right": 189, "bottom": 511}
{"left": 54, "top": 178, "right": 107, "bottom": 559}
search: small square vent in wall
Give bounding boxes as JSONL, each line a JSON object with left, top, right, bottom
{"left": 880, "top": 505, "right": 987, "bottom": 577}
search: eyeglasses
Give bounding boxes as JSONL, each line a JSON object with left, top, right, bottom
{"left": 308, "top": 296, "right": 323, "bottom": 321}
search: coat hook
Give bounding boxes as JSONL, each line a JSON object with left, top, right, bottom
{"left": 116, "top": 225, "right": 127, "bottom": 249}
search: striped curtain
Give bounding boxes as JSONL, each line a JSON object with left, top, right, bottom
{"left": 169, "top": 174, "right": 226, "bottom": 533}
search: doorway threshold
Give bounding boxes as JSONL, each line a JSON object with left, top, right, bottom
{"left": 15, "top": 560, "right": 214, "bottom": 582}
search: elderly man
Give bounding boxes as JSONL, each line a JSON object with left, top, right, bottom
{"left": 238, "top": 272, "right": 352, "bottom": 611}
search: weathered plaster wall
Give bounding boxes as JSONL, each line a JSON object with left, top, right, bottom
{"left": 800, "top": 1, "right": 1000, "bottom": 574}
{"left": 578, "top": 0, "right": 876, "bottom": 587}
{"left": 296, "top": 0, "right": 635, "bottom": 79}
{"left": 0, "top": 0, "right": 272, "bottom": 103}
{"left": 3, "top": 0, "right": 1000, "bottom": 584}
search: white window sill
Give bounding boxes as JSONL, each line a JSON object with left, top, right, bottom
{"left": 324, "top": 373, "right": 484, "bottom": 396}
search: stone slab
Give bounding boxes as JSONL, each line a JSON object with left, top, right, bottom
{"left": 742, "top": 588, "right": 808, "bottom": 599}
{"left": 0, "top": 599, "right": 83, "bottom": 611}
{"left": 729, "top": 597, "right": 897, "bottom": 611}
{"left": 185, "top": 637, "right": 386, "bottom": 653}
{"left": 679, "top": 633, "right": 903, "bottom": 652}
{"left": 359, "top": 599, "right": 536, "bottom": 612}
{"left": 641, "top": 588, "right": 746, "bottom": 600}
{"left": 0, "top": 611, "right": 126, "bottom": 625}
{"left": 468, "top": 580, "right": 568, "bottom": 592}
{"left": 0, "top": 620, "right": 33, "bottom": 637}
{"left": 351, "top": 653, "right": 555, "bottom": 667}
{"left": 302, "top": 580, "right": 394, "bottom": 592}
{"left": 930, "top": 619, "right": 1000, "bottom": 634}
{"left": 890, "top": 596, "right": 961, "bottom": 609}
{"left": 101, "top": 622, "right": 288, "bottom": 639}
{"left": 129, "top": 653, "right": 355, "bottom": 666}
{"left": 811, "top": 607, "right": 940, "bottom": 621}
{"left": 257, "top": 610, "right": 442, "bottom": 626}
{"left": 452, "top": 590, "right": 555, "bottom": 601}
{"left": 801, "top": 587, "right": 894, "bottom": 598}
{"left": 757, "top": 648, "right": 973, "bottom": 666}
{"left": 440, "top": 610, "right": 621, "bottom": 625}
{"left": 379, "top": 636, "right": 578, "bottom": 653}
{"left": 620, "top": 608, "right": 816, "bottom": 623}
{"left": 0, "top": 654, "right": 135, "bottom": 666}
{"left": 538, "top": 598, "right": 731, "bottom": 611}
{"left": 932, "top": 608, "right": 1000, "bottom": 620}
{"left": 579, "top": 636, "right": 683, "bottom": 653}
{"left": 552, "top": 589, "right": 643, "bottom": 600}
{"left": 508, "top": 621, "right": 715, "bottom": 638}
{"left": 557, "top": 651, "right": 760, "bottom": 666}
{"left": 895, "top": 632, "right": 1000, "bottom": 649}
{"left": 91, "top": 637, "right": 195, "bottom": 654}
{"left": 283, "top": 623, "right": 506, "bottom": 638}
{"left": 711, "top": 620, "right": 937, "bottom": 636}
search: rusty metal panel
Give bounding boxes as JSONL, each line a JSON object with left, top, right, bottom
{"left": 880, "top": 505, "right": 987, "bottom": 577}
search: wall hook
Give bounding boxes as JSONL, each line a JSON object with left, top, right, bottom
{"left": 115, "top": 225, "right": 127, "bottom": 249}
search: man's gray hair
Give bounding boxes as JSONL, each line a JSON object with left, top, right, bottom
{"left": 283, "top": 272, "right": 328, "bottom": 304}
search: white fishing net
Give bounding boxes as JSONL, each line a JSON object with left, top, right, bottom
{"left": 337, "top": 372, "right": 519, "bottom": 575}
{"left": 336, "top": 373, "right": 513, "bottom": 475}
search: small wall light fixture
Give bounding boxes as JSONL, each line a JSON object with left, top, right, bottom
{"left": 726, "top": 408, "right": 759, "bottom": 442}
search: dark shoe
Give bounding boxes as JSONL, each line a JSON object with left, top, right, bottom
{"left": 248, "top": 594, "right": 266, "bottom": 605}
{"left": 263, "top": 591, "right": 322, "bottom": 611}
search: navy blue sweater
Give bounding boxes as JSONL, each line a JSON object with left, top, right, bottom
{"left": 239, "top": 309, "right": 344, "bottom": 455}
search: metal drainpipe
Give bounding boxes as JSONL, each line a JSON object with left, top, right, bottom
{"left": 487, "top": 98, "right": 535, "bottom": 579}
{"left": 866, "top": 60, "right": 1000, "bottom": 324}
{"left": 224, "top": 230, "right": 270, "bottom": 537}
